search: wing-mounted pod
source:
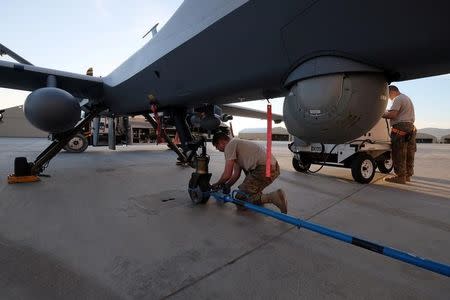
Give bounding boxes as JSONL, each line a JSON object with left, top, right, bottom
{"left": 283, "top": 56, "right": 388, "bottom": 143}
{"left": 24, "top": 75, "right": 81, "bottom": 133}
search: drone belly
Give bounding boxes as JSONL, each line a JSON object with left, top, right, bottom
{"left": 281, "top": 0, "right": 450, "bottom": 80}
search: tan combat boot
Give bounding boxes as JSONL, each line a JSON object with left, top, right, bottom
{"left": 261, "top": 189, "right": 287, "bottom": 213}
{"left": 385, "top": 176, "right": 406, "bottom": 184}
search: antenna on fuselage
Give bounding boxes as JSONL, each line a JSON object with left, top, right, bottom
{"left": 142, "top": 23, "right": 159, "bottom": 39}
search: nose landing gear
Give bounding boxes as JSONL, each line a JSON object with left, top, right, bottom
{"left": 188, "top": 139, "right": 212, "bottom": 204}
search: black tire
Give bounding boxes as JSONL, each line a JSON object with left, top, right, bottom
{"left": 377, "top": 154, "right": 394, "bottom": 174}
{"left": 351, "top": 153, "right": 376, "bottom": 184}
{"left": 14, "top": 157, "right": 31, "bottom": 176}
{"left": 292, "top": 156, "right": 311, "bottom": 173}
{"left": 188, "top": 176, "right": 210, "bottom": 204}
{"left": 64, "top": 133, "right": 89, "bottom": 153}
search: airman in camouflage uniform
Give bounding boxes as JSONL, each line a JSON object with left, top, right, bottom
{"left": 211, "top": 132, "right": 287, "bottom": 213}
{"left": 237, "top": 163, "right": 281, "bottom": 205}
{"left": 383, "top": 85, "right": 416, "bottom": 184}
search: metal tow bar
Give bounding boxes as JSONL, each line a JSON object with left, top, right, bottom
{"left": 210, "top": 191, "right": 450, "bottom": 277}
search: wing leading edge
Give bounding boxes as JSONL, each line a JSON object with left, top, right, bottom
{"left": 0, "top": 60, "right": 103, "bottom": 99}
{"left": 221, "top": 104, "right": 283, "bottom": 124}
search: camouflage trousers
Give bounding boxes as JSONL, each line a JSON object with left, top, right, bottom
{"left": 236, "top": 163, "right": 280, "bottom": 204}
{"left": 391, "top": 122, "right": 416, "bottom": 177}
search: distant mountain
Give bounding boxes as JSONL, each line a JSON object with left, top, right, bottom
{"left": 418, "top": 128, "right": 450, "bottom": 139}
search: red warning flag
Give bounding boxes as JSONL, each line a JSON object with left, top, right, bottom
{"left": 266, "top": 103, "right": 272, "bottom": 178}
{"left": 150, "top": 104, "right": 164, "bottom": 144}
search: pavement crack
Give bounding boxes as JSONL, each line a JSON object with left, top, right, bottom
{"left": 304, "top": 175, "right": 386, "bottom": 221}
{"left": 161, "top": 226, "right": 293, "bottom": 299}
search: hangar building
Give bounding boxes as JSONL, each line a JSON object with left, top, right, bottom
{"left": 415, "top": 132, "right": 438, "bottom": 143}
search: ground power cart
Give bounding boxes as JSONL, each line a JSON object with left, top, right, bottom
{"left": 289, "top": 118, "right": 393, "bottom": 183}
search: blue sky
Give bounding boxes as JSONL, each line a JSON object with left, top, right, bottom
{"left": 1, "top": 0, "right": 449, "bottom": 132}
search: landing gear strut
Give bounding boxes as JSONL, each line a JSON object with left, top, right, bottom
{"left": 143, "top": 112, "right": 188, "bottom": 163}
{"left": 8, "top": 108, "right": 100, "bottom": 183}
{"left": 188, "top": 138, "right": 212, "bottom": 204}
{"left": 143, "top": 108, "right": 205, "bottom": 167}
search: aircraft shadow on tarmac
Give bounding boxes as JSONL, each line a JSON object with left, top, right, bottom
{"left": 0, "top": 237, "right": 121, "bottom": 300}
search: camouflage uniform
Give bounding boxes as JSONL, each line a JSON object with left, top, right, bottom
{"left": 219, "top": 137, "right": 286, "bottom": 212}
{"left": 391, "top": 122, "right": 416, "bottom": 177}
{"left": 236, "top": 163, "right": 280, "bottom": 204}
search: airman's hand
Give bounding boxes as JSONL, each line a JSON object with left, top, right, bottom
{"left": 211, "top": 182, "right": 222, "bottom": 191}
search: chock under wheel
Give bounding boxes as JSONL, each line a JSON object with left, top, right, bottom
{"left": 7, "top": 157, "right": 40, "bottom": 184}
{"left": 7, "top": 174, "right": 40, "bottom": 184}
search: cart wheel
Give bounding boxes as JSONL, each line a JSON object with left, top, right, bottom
{"left": 64, "top": 133, "right": 89, "bottom": 153}
{"left": 351, "top": 153, "right": 376, "bottom": 184}
{"left": 292, "top": 157, "right": 311, "bottom": 173}
{"left": 377, "top": 155, "right": 393, "bottom": 174}
{"left": 188, "top": 176, "right": 210, "bottom": 204}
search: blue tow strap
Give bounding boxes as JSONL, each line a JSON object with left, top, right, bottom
{"left": 211, "top": 191, "right": 450, "bottom": 277}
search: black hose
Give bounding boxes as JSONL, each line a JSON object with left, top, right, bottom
{"left": 287, "top": 142, "right": 301, "bottom": 154}
{"left": 307, "top": 143, "right": 338, "bottom": 174}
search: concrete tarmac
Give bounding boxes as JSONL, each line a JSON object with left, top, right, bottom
{"left": 0, "top": 138, "right": 449, "bottom": 299}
